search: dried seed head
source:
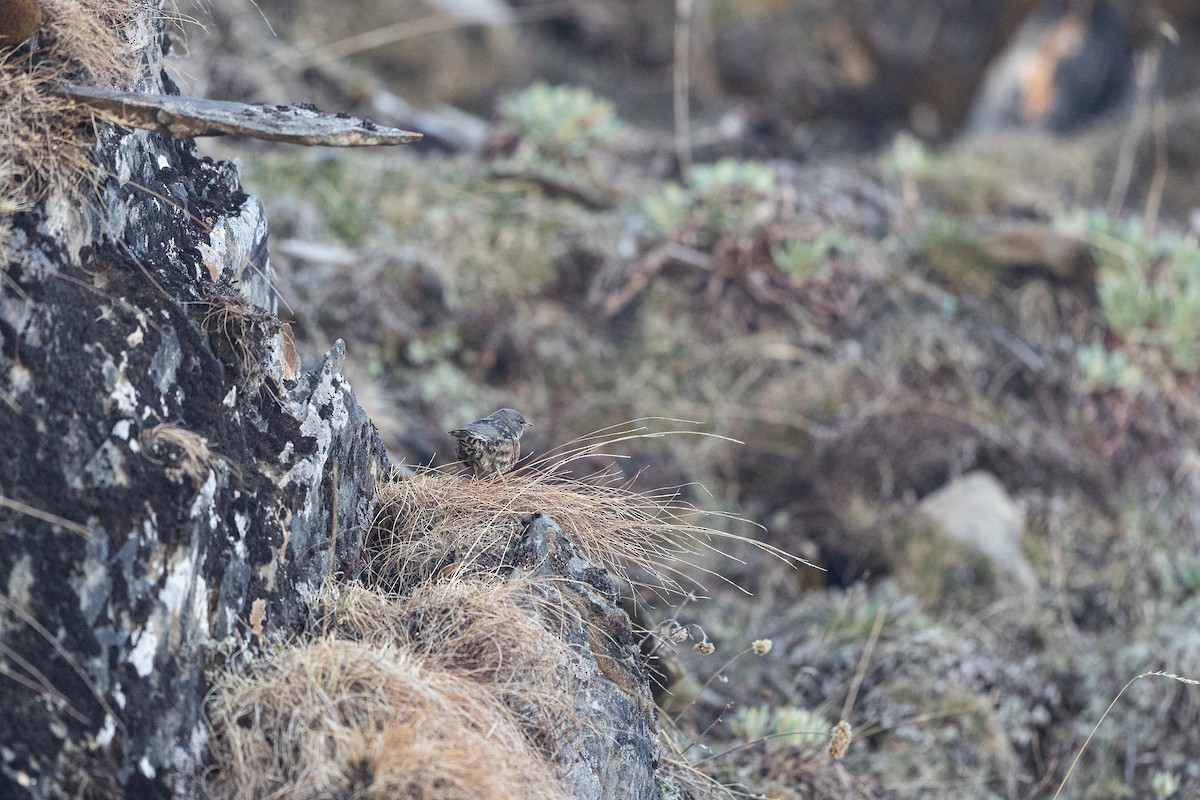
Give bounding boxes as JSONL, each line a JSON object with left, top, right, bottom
{"left": 751, "top": 639, "right": 772, "bottom": 655}
{"left": 693, "top": 641, "right": 715, "bottom": 655}
{"left": 669, "top": 625, "right": 690, "bottom": 643}
{"left": 828, "top": 719, "right": 852, "bottom": 759}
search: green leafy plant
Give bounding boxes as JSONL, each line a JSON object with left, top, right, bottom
{"left": 1152, "top": 771, "right": 1181, "bottom": 800}
{"left": 1065, "top": 213, "right": 1200, "bottom": 373}
{"left": 687, "top": 159, "right": 775, "bottom": 195}
{"left": 640, "top": 158, "right": 777, "bottom": 243}
{"left": 730, "top": 705, "right": 829, "bottom": 749}
{"left": 640, "top": 183, "right": 692, "bottom": 239}
{"left": 499, "top": 83, "right": 621, "bottom": 160}
{"left": 880, "top": 131, "right": 932, "bottom": 181}
{"left": 771, "top": 232, "right": 849, "bottom": 281}
{"left": 1076, "top": 344, "right": 1141, "bottom": 393}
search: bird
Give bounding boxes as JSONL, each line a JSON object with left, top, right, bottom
{"left": 449, "top": 408, "right": 532, "bottom": 477}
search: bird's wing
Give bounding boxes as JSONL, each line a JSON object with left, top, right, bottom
{"left": 451, "top": 422, "right": 502, "bottom": 442}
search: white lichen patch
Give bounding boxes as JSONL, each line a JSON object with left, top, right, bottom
{"left": 92, "top": 344, "right": 140, "bottom": 416}
{"left": 128, "top": 617, "right": 159, "bottom": 678}
{"left": 160, "top": 552, "right": 196, "bottom": 618}
{"left": 188, "top": 472, "right": 220, "bottom": 528}
{"left": 234, "top": 512, "right": 250, "bottom": 540}
{"left": 0, "top": 555, "right": 34, "bottom": 637}
{"left": 42, "top": 183, "right": 95, "bottom": 262}
{"left": 297, "top": 376, "right": 350, "bottom": 439}
{"left": 95, "top": 715, "right": 117, "bottom": 747}
{"left": 111, "top": 369, "right": 138, "bottom": 416}
{"left": 74, "top": 551, "right": 113, "bottom": 629}
{"left": 281, "top": 371, "right": 348, "bottom": 493}
{"left": 7, "top": 361, "right": 32, "bottom": 396}
{"left": 171, "top": 723, "right": 209, "bottom": 779}
{"left": 199, "top": 197, "right": 271, "bottom": 304}
{"left": 83, "top": 440, "right": 131, "bottom": 488}
{"left": 140, "top": 519, "right": 164, "bottom": 581}
{"left": 160, "top": 544, "right": 210, "bottom": 647}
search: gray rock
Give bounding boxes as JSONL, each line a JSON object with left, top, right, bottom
{"left": 918, "top": 471, "right": 1038, "bottom": 595}
{"left": 513, "top": 514, "right": 664, "bottom": 800}
{"left": 0, "top": 23, "right": 383, "bottom": 800}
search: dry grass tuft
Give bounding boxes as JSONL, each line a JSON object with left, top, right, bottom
{"left": 325, "top": 580, "right": 579, "bottom": 758}
{"left": 40, "top": 0, "right": 144, "bottom": 84}
{"left": 0, "top": 67, "right": 95, "bottom": 208}
{"left": 206, "top": 421, "right": 813, "bottom": 797}
{"left": 369, "top": 421, "right": 810, "bottom": 598}
{"left": 200, "top": 292, "right": 279, "bottom": 390}
{"left": 205, "top": 639, "right": 568, "bottom": 800}
{"left": 139, "top": 422, "right": 240, "bottom": 485}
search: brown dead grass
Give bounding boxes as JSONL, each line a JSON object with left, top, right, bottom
{"left": 41, "top": 0, "right": 144, "bottom": 84}
{"left": 325, "top": 580, "right": 579, "bottom": 759}
{"left": 139, "top": 422, "right": 240, "bottom": 485}
{"left": 0, "top": 68, "right": 94, "bottom": 208}
{"left": 369, "top": 424, "right": 809, "bottom": 598}
{"left": 200, "top": 292, "right": 279, "bottom": 390}
{"left": 205, "top": 639, "right": 567, "bottom": 800}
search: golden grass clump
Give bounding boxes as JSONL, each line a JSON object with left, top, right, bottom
{"left": 205, "top": 639, "right": 568, "bottom": 800}
{"left": 200, "top": 293, "right": 279, "bottom": 389}
{"left": 0, "top": 68, "right": 92, "bottom": 214}
{"left": 369, "top": 445, "right": 802, "bottom": 598}
{"left": 327, "top": 580, "right": 579, "bottom": 757}
{"left": 40, "top": 0, "right": 146, "bottom": 85}
{"left": 206, "top": 422, "right": 809, "bottom": 798}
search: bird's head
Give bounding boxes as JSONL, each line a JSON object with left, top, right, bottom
{"left": 489, "top": 408, "right": 533, "bottom": 435}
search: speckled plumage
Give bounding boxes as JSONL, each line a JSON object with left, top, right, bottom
{"left": 449, "top": 408, "right": 532, "bottom": 477}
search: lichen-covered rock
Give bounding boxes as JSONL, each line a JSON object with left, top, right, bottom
{"left": 0, "top": 38, "right": 384, "bottom": 800}
{"left": 513, "top": 514, "right": 663, "bottom": 800}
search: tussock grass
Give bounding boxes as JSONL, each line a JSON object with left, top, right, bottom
{"left": 369, "top": 419, "right": 812, "bottom": 599}
{"left": 199, "top": 292, "right": 278, "bottom": 391}
{"left": 0, "top": 68, "right": 93, "bottom": 247}
{"left": 140, "top": 422, "right": 240, "bottom": 484}
{"left": 205, "top": 639, "right": 567, "bottom": 800}
{"left": 325, "top": 580, "right": 579, "bottom": 759}
{"left": 40, "top": 0, "right": 142, "bottom": 84}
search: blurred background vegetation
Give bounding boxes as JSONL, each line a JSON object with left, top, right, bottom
{"left": 173, "top": 1, "right": 1200, "bottom": 796}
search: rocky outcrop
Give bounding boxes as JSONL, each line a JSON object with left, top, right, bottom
{"left": 0, "top": 12, "right": 385, "bottom": 797}
{"left": 0, "top": 114, "right": 384, "bottom": 800}
{"left": 514, "top": 514, "right": 663, "bottom": 800}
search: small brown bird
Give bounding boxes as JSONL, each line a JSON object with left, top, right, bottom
{"left": 449, "top": 408, "right": 532, "bottom": 477}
